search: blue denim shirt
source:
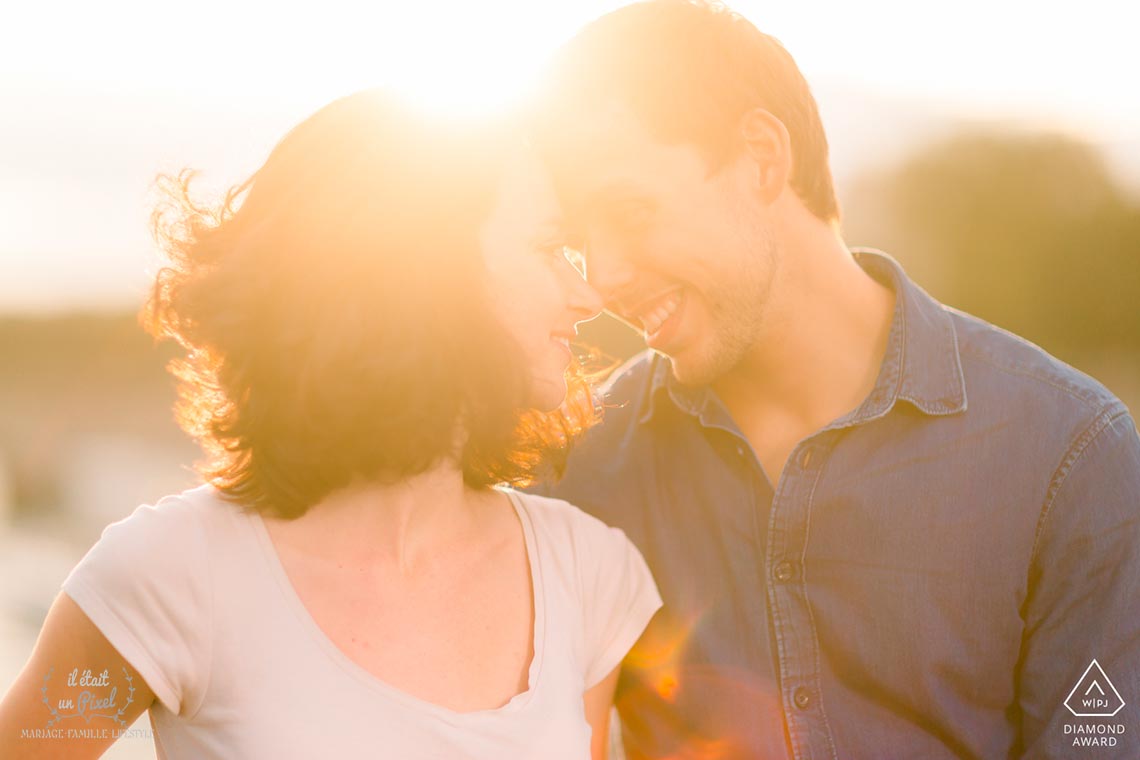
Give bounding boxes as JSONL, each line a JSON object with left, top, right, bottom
{"left": 533, "top": 249, "right": 1140, "bottom": 759}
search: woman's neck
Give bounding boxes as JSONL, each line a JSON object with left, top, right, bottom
{"left": 263, "top": 461, "right": 501, "bottom": 574}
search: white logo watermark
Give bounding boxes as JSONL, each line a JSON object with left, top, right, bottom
{"left": 39, "top": 666, "right": 135, "bottom": 728}
{"left": 1062, "top": 659, "right": 1127, "bottom": 749}
{"left": 1064, "top": 659, "right": 1125, "bottom": 718}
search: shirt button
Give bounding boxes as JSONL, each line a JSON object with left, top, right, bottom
{"left": 798, "top": 447, "right": 814, "bottom": 468}
{"left": 793, "top": 686, "right": 812, "bottom": 710}
{"left": 773, "top": 560, "right": 796, "bottom": 582}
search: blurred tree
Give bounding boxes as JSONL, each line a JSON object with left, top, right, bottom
{"left": 844, "top": 129, "right": 1140, "bottom": 359}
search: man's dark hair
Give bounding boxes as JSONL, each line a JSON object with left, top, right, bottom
{"left": 534, "top": 0, "right": 840, "bottom": 222}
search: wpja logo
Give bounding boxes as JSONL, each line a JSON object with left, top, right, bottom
{"left": 39, "top": 666, "right": 135, "bottom": 728}
{"left": 1065, "top": 659, "right": 1125, "bottom": 717}
{"left": 1062, "top": 659, "right": 1127, "bottom": 749}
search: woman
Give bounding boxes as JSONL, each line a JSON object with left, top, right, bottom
{"left": 0, "top": 89, "right": 662, "bottom": 758}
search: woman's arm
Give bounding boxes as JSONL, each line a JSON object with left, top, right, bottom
{"left": 0, "top": 592, "right": 156, "bottom": 759}
{"left": 584, "top": 664, "right": 621, "bottom": 760}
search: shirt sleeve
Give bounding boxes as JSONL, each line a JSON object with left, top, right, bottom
{"left": 60, "top": 493, "right": 213, "bottom": 718}
{"left": 1017, "top": 408, "right": 1140, "bottom": 758}
{"left": 575, "top": 511, "right": 664, "bottom": 690}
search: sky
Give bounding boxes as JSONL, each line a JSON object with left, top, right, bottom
{"left": 2, "top": 0, "right": 1138, "bottom": 314}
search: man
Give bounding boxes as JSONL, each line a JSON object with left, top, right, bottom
{"left": 526, "top": 1, "right": 1140, "bottom": 758}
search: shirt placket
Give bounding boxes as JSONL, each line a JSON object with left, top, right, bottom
{"left": 766, "top": 438, "right": 838, "bottom": 760}
{"left": 688, "top": 383, "right": 836, "bottom": 760}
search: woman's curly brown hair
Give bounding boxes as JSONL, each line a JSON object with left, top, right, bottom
{"left": 141, "top": 89, "right": 602, "bottom": 519}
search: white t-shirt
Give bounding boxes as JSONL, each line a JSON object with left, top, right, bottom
{"left": 60, "top": 483, "right": 662, "bottom": 759}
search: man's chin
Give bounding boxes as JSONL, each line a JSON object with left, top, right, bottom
{"left": 662, "top": 338, "right": 737, "bottom": 389}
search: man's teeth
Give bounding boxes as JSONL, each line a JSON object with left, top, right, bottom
{"left": 639, "top": 291, "right": 682, "bottom": 336}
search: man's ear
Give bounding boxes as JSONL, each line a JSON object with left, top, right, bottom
{"left": 739, "top": 108, "right": 792, "bottom": 205}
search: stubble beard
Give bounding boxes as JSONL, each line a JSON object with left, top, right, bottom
{"left": 672, "top": 229, "right": 778, "bottom": 389}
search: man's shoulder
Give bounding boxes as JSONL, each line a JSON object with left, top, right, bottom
{"left": 948, "top": 306, "right": 1127, "bottom": 424}
{"left": 574, "top": 349, "right": 659, "bottom": 449}
{"left": 530, "top": 350, "right": 660, "bottom": 512}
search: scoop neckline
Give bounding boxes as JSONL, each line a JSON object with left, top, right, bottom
{"left": 247, "top": 486, "right": 546, "bottom": 719}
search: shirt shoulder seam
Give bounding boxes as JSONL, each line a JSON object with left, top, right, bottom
{"left": 1029, "top": 405, "right": 1131, "bottom": 567}
{"left": 957, "top": 343, "right": 1110, "bottom": 413}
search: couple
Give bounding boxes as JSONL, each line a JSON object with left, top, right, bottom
{"left": 5, "top": 1, "right": 1140, "bottom": 758}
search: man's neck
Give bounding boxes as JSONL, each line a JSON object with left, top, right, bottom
{"left": 712, "top": 228, "right": 896, "bottom": 478}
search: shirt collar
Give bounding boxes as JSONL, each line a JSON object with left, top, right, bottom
{"left": 639, "top": 355, "right": 703, "bottom": 425}
{"left": 637, "top": 247, "right": 968, "bottom": 426}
